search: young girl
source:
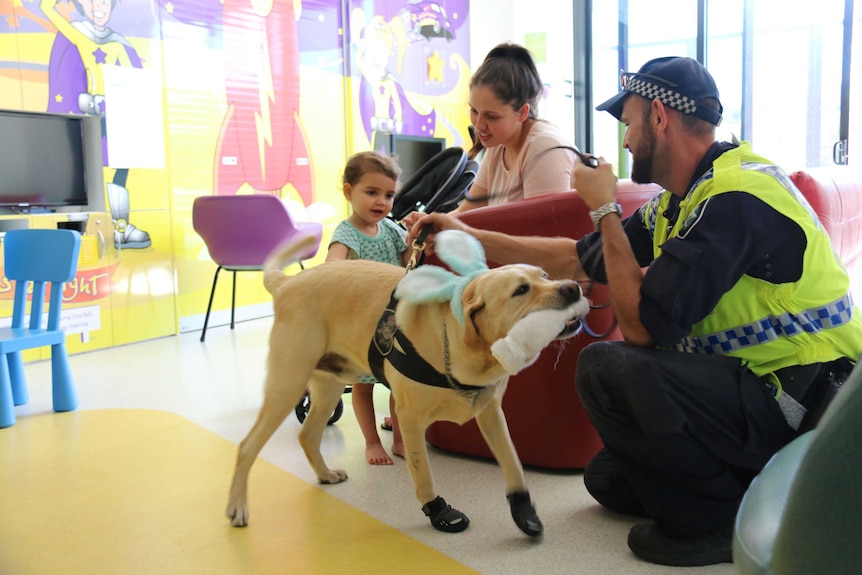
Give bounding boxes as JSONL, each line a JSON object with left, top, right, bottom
{"left": 326, "top": 151, "right": 410, "bottom": 465}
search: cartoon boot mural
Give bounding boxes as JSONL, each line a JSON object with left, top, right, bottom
{"left": 108, "top": 171, "right": 151, "bottom": 249}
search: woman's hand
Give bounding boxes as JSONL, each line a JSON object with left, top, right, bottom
{"left": 400, "top": 211, "right": 424, "bottom": 232}
{"left": 403, "top": 211, "right": 472, "bottom": 255}
{"left": 408, "top": 211, "right": 469, "bottom": 236}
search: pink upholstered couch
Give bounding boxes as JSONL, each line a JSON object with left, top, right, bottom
{"left": 424, "top": 166, "right": 862, "bottom": 470}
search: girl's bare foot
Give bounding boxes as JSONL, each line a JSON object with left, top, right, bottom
{"left": 391, "top": 441, "right": 405, "bottom": 459}
{"left": 366, "top": 443, "right": 394, "bottom": 465}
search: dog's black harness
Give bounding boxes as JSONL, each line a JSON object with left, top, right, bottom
{"left": 367, "top": 291, "right": 486, "bottom": 396}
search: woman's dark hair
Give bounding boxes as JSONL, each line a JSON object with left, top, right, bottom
{"left": 470, "top": 43, "right": 543, "bottom": 121}
{"left": 468, "top": 43, "right": 543, "bottom": 158}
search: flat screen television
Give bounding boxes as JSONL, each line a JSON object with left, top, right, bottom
{"left": 373, "top": 132, "right": 447, "bottom": 184}
{"left": 0, "top": 109, "right": 104, "bottom": 212}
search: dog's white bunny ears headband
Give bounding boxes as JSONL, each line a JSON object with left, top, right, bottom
{"left": 394, "top": 230, "right": 488, "bottom": 325}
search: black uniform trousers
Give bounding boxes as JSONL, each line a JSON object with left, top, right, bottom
{"left": 575, "top": 341, "right": 797, "bottom": 536}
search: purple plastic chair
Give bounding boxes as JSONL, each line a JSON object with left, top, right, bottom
{"left": 0, "top": 229, "right": 81, "bottom": 428}
{"left": 192, "top": 195, "right": 323, "bottom": 342}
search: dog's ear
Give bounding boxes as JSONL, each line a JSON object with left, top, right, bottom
{"left": 460, "top": 279, "right": 487, "bottom": 347}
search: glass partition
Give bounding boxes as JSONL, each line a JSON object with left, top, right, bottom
{"left": 590, "top": 0, "right": 851, "bottom": 174}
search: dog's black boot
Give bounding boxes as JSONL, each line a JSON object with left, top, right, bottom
{"left": 507, "top": 490, "right": 543, "bottom": 537}
{"left": 422, "top": 496, "right": 470, "bottom": 533}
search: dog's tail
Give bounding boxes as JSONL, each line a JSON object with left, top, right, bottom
{"left": 263, "top": 234, "right": 317, "bottom": 295}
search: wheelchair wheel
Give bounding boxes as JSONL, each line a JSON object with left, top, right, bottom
{"left": 294, "top": 392, "right": 344, "bottom": 425}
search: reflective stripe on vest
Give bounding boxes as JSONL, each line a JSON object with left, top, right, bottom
{"left": 675, "top": 293, "right": 855, "bottom": 354}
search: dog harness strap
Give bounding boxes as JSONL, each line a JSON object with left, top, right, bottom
{"left": 367, "top": 292, "right": 485, "bottom": 393}
{"left": 367, "top": 292, "right": 399, "bottom": 388}
{"left": 390, "top": 331, "right": 485, "bottom": 392}
{"left": 368, "top": 350, "right": 390, "bottom": 389}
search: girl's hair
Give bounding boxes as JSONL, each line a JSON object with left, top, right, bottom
{"left": 470, "top": 43, "right": 544, "bottom": 121}
{"left": 342, "top": 151, "right": 401, "bottom": 187}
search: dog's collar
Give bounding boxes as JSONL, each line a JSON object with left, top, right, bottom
{"left": 368, "top": 292, "right": 486, "bottom": 397}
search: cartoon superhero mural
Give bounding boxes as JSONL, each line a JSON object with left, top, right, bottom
{"left": 349, "top": 1, "right": 470, "bottom": 152}
{"left": 159, "top": 0, "right": 313, "bottom": 206}
{"left": 351, "top": 7, "right": 435, "bottom": 149}
{"left": 41, "top": 0, "right": 151, "bottom": 250}
{"left": 354, "top": 13, "right": 406, "bottom": 135}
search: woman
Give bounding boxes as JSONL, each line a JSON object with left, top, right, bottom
{"left": 454, "top": 43, "right": 579, "bottom": 213}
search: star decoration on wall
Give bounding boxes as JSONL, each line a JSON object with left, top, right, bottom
{"left": 427, "top": 50, "right": 444, "bottom": 83}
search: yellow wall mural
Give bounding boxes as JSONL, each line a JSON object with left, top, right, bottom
{"left": 0, "top": 0, "right": 472, "bottom": 352}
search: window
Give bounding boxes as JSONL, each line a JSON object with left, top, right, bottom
{"left": 849, "top": 5, "right": 862, "bottom": 167}
{"left": 588, "top": 0, "right": 854, "bottom": 173}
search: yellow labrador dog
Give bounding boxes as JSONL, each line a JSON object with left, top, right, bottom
{"left": 226, "top": 230, "right": 589, "bottom": 537}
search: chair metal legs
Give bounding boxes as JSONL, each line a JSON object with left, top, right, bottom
{"left": 201, "top": 262, "right": 305, "bottom": 342}
{"left": 200, "top": 266, "right": 239, "bottom": 342}
{"left": 200, "top": 266, "right": 223, "bottom": 342}
{"left": 230, "top": 270, "right": 237, "bottom": 330}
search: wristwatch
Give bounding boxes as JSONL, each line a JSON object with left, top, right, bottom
{"left": 589, "top": 202, "right": 623, "bottom": 229}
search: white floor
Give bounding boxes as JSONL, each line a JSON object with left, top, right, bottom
{"left": 18, "top": 317, "right": 735, "bottom": 575}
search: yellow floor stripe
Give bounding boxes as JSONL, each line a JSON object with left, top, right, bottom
{"left": 0, "top": 409, "right": 479, "bottom": 575}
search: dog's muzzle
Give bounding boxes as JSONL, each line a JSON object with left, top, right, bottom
{"left": 556, "top": 281, "right": 589, "bottom": 339}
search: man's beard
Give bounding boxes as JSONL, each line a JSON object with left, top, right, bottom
{"left": 630, "top": 125, "right": 657, "bottom": 184}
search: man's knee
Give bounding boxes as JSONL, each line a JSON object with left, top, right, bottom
{"left": 583, "top": 448, "right": 648, "bottom": 517}
{"left": 576, "top": 341, "right": 609, "bottom": 382}
{"left": 576, "top": 341, "right": 657, "bottom": 391}
{"left": 583, "top": 447, "right": 620, "bottom": 496}
{"left": 576, "top": 341, "right": 626, "bottom": 400}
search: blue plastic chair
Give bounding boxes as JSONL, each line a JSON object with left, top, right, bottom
{"left": 0, "top": 229, "right": 82, "bottom": 428}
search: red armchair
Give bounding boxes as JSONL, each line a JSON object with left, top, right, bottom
{"left": 424, "top": 180, "right": 660, "bottom": 469}
{"left": 789, "top": 167, "right": 862, "bottom": 298}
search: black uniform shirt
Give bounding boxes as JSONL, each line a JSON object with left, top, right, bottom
{"left": 576, "top": 142, "right": 807, "bottom": 347}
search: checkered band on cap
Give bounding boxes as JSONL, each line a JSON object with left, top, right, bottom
{"left": 626, "top": 77, "right": 705, "bottom": 120}
{"left": 675, "top": 293, "right": 855, "bottom": 355}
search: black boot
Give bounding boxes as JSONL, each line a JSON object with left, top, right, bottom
{"left": 627, "top": 523, "right": 733, "bottom": 566}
